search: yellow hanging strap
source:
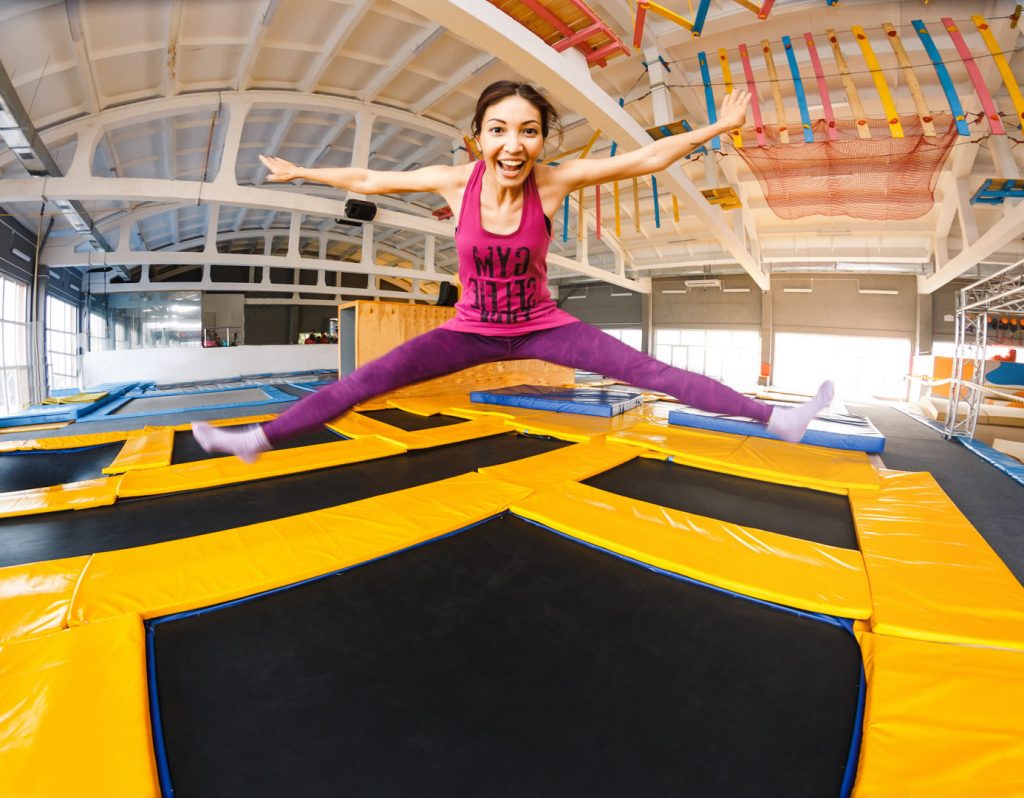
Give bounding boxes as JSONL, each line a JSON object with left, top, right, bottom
{"left": 973, "top": 15, "right": 1024, "bottom": 131}
{"left": 718, "top": 48, "right": 743, "bottom": 148}
{"left": 852, "top": 25, "right": 903, "bottom": 138}
{"left": 576, "top": 129, "right": 602, "bottom": 241}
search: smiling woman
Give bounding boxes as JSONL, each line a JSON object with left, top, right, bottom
{"left": 192, "top": 81, "right": 834, "bottom": 463}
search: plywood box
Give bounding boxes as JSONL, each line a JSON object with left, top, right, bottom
{"left": 338, "top": 301, "right": 574, "bottom": 402}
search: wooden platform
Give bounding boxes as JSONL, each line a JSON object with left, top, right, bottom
{"left": 338, "top": 301, "right": 574, "bottom": 405}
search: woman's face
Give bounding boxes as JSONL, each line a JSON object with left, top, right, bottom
{"left": 476, "top": 94, "right": 545, "bottom": 188}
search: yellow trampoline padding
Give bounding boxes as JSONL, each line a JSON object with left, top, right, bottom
{"left": 608, "top": 422, "right": 879, "bottom": 494}
{"left": 512, "top": 482, "right": 872, "bottom": 618}
{"left": 502, "top": 407, "right": 641, "bottom": 443}
{"left": 850, "top": 470, "right": 1024, "bottom": 650}
{"left": 102, "top": 429, "right": 175, "bottom": 474}
{"left": 0, "top": 430, "right": 129, "bottom": 453}
{"left": 117, "top": 436, "right": 405, "bottom": 498}
{"left": 328, "top": 412, "right": 510, "bottom": 449}
{"left": 386, "top": 393, "right": 477, "bottom": 416}
{"left": 854, "top": 631, "right": 1024, "bottom": 797}
{"left": 0, "top": 615, "right": 159, "bottom": 798}
{"left": 71, "top": 472, "right": 533, "bottom": 625}
{"left": 0, "top": 556, "right": 90, "bottom": 644}
{"left": 40, "top": 391, "right": 109, "bottom": 404}
{"left": 0, "top": 421, "right": 70, "bottom": 435}
{"left": 169, "top": 413, "right": 278, "bottom": 432}
{"left": 0, "top": 476, "right": 121, "bottom": 519}
{"left": 480, "top": 439, "right": 638, "bottom": 490}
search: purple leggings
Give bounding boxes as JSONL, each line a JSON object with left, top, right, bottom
{"left": 263, "top": 321, "right": 771, "bottom": 445}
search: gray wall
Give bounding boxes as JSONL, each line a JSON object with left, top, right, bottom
{"left": 244, "top": 304, "right": 341, "bottom": 345}
{"left": 556, "top": 282, "right": 647, "bottom": 349}
{"left": 769, "top": 274, "right": 917, "bottom": 338}
{"left": 652, "top": 275, "right": 762, "bottom": 330}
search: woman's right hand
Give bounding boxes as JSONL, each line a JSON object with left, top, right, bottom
{"left": 259, "top": 154, "right": 303, "bottom": 183}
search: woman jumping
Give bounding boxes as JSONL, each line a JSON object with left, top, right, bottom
{"left": 193, "top": 81, "right": 833, "bottom": 462}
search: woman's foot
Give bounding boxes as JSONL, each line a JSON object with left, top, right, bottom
{"left": 190, "top": 421, "right": 271, "bottom": 464}
{"left": 765, "top": 380, "right": 835, "bottom": 443}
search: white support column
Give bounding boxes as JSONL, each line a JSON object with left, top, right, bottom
{"left": 214, "top": 95, "right": 252, "bottom": 186}
{"left": 955, "top": 178, "right": 979, "bottom": 247}
{"left": 204, "top": 203, "right": 221, "bottom": 255}
{"left": 361, "top": 222, "right": 375, "bottom": 267}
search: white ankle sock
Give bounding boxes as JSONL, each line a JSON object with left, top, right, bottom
{"left": 191, "top": 421, "right": 271, "bottom": 464}
{"left": 765, "top": 380, "right": 835, "bottom": 443}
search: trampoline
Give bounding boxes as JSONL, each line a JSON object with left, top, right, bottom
{"left": 81, "top": 385, "right": 296, "bottom": 422}
{"left": 0, "top": 443, "right": 122, "bottom": 493}
{"left": 148, "top": 514, "right": 862, "bottom": 798}
{"left": 2, "top": 395, "right": 1023, "bottom": 798}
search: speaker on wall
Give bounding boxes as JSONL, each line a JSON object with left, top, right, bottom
{"left": 344, "top": 198, "right": 377, "bottom": 222}
{"left": 436, "top": 281, "right": 459, "bottom": 307}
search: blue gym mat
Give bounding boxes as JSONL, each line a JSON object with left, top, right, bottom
{"left": 667, "top": 406, "right": 886, "bottom": 453}
{"left": 470, "top": 384, "right": 646, "bottom": 418}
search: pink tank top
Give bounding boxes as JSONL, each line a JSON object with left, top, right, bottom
{"left": 441, "top": 160, "right": 577, "bottom": 335}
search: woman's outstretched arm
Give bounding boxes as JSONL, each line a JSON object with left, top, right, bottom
{"left": 540, "top": 89, "right": 751, "bottom": 194}
{"left": 259, "top": 154, "right": 465, "bottom": 198}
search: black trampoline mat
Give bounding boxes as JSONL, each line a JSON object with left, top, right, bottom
{"left": 0, "top": 434, "right": 568, "bottom": 567}
{"left": 109, "top": 388, "right": 273, "bottom": 416}
{"left": 151, "top": 514, "right": 862, "bottom": 798}
{"left": 584, "top": 458, "right": 858, "bottom": 549}
{"left": 360, "top": 407, "right": 467, "bottom": 431}
{"left": 0, "top": 443, "right": 122, "bottom": 493}
{"left": 172, "top": 425, "right": 345, "bottom": 465}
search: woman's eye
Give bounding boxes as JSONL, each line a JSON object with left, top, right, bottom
{"left": 489, "top": 127, "right": 503, "bottom": 134}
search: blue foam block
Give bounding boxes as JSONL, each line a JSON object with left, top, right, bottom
{"left": 667, "top": 406, "right": 886, "bottom": 453}
{"left": 470, "top": 384, "right": 645, "bottom": 418}
{"left": 957, "top": 437, "right": 1024, "bottom": 487}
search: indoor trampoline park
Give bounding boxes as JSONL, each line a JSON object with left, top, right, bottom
{"left": 1, "top": 2, "right": 1024, "bottom": 797}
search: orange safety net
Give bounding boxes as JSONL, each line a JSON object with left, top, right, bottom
{"left": 737, "top": 114, "right": 959, "bottom": 221}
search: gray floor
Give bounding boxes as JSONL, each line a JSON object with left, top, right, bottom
{"left": 856, "top": 403, "right": 1024, "bottom": 586}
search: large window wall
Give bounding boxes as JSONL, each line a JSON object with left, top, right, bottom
{"left": 654, "top": 328, "right": 762, "bottom": 389}
{"left": 1, "top": 275, "right": 29, "bottom": 414}
{"left": 773, "top": 332, "right": 912, "bottom": 401}
{"left": 46, "top": 295, "right": 79, "bottom": 391}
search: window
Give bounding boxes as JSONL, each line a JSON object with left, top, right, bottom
{"left": 46, "top": 296, "right": 79, "bottom": 391}
{"left": 654, "top": 328, "right": 761, "bottom": 389}
{"left": 773, "top": 332, "right": 912, "bottom": 401}
{"left": 89, "top": 312, "right": 110, "bottom": 352}
{"left": 600, "top": 327, "right": 643, "bottom": 351}
{"left": 0, "top": 276, "right": 29, "bottom": 415}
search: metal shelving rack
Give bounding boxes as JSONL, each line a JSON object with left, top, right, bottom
{"left": 945, "top": 258, "right": 1024, "bottom": 440}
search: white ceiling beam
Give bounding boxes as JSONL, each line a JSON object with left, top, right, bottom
{"left": 411, "top": 53, "right": 496, "bottom": 114}
{"left": 359, "top": 24, "right": 443, "bottom": 102}
{"left": 299, "top": 0, "right": 375, "bottom": 92}
{"left": 400, "top": 0, "right": 767, "bottom": 290}
{"left": 920, "top": 201, "right": 1024, "bottom": 293}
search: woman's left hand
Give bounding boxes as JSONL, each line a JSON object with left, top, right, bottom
{"left": 719, "top": 89, "right": 751, "bottom": 131}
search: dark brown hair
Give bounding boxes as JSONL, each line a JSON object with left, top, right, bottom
{"left": 471, "top": 81, "right": 561, "bottom": 141}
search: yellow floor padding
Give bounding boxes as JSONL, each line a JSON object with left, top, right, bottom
{"left": 169, "top": 413, "right": 278, "bottom": 431}
{"left": 850, "top": 470, "right": 1024, "bottom": 651}
{"left": 480, "top": 439, "right": 638, "bottom": 490}
{"left": 71, "top": 472, "right": 533, "bottom": 625}
{"left": 0, "top": 476, "right": 122, "bottom": 519}
{"left": 0, "top": 430, "right": 130, "bottom": 453}
{"left": 386, "top": 393, "right": 481, "bottom": 416}
{"left": 117, "top": 437, "right": 406, "bottom": 498}
{"left": 0, "top": 614, "right": 160, "bottom": 798}
{"left": 494, "top": 407, "right": 642, "bottom": 443}
{"left": 853, "top": 631, "right": 1024, "bottom": 797}
{"left": 102, "top": 429, "right": 175, "bottom": 474}
{"left": 0, "top": 556, "right": 90, "bottom": 643}
{"left": 511, "top": 481, "right": 872, "bottom": 619}
{"left": 607, "top": 422, "right": 880, "bottom": 494}
{"left": 0, "top": 422, "right": 71, "bottom": 436}
{"left": 327, "top": 412, "right": 510, "bottom": 449}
